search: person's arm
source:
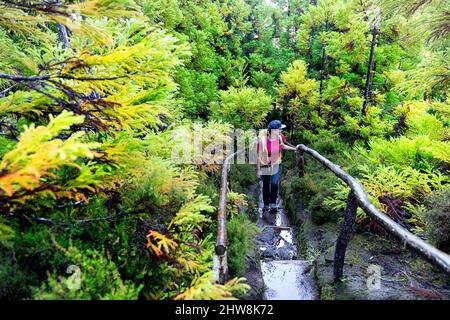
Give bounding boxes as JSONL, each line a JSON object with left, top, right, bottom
{"left": 281, "top": 134, "right": 300, "bottom": 152}
{"left": 281, "top": 137, "right": 297, "bottom": 151}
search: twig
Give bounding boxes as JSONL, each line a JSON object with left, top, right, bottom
{"left": 32, "top": 210, "right": 144, "bottom": 225}
{"left": 0, "top": 82, "right": 20, "bottom": 97}
{"left": 75, "top": 210, "right": 143, "bottom": 223}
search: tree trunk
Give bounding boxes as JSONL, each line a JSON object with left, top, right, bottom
{"left": 319, "top": 21, "right": 329, "bottom": 97}
{"left": 308, "top": 27, "right": 315, "bottom": 67}
{"left": 307, "top": 0, "right": 318, "bottom": 67}
{"left": 361, "top": 28, "right": 378, "bottom": 115}
{"left": 333, "top": 190, "right": 357, "bottom": 282}
{"left": 319, "top": 46, "right": 326, "bottom": 96}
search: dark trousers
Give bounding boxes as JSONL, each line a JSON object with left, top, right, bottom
{"left": 261, "top": 164, "right": 282, "bottom": 207}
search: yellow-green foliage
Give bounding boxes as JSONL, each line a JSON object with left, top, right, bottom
{"left": 277, "top": 60, "right": 321, "bottom": 128}
{"left": 0, "top": 0, "right": 140, "bottom": 45}
{"left": 324, "top": 164, "right": 449, "bottom": 224}
{"left": 121, "top": 156, "right": 200, "bottom": 209}
{"left": 0, "top": 0, "right": 247, "bottom": 301}
{"left": 0, "top": 27, "right": 189, "bottom": 132}
{"left": 343, "top": 105, "right": 392, "bottom": 140}
{"left": 355, "top": 100, "right": 450, "bottom": 168}
{"left": 359, "top": 165, "right": 449, "bottom": 201}
{"left": 144, "top": 192, "right": 250, "bottom": 300}
{"left": 394, "top": 100, "right": 449, "bottom": 140}
{"left": 277, "top": 60, "right": 319, "bottom": 107}
{"left": 147, "top": 121, "right": 233, "bottom": 173}
{"left": 0, "top": 111, "right": 102, "bottom": 203}
{"left": 175, "top": 271, "right": 249, "bottom": 300}
{"left": 326, "top": 99, "right": 449, "bottom": 228}
{"left": 395, "top": 50, "right": 449, "bottom": 98}
{"left": 360, "top": 136, "right": 450, "bottom": 168}
{"left": 226, "top": 191, "right": 248, "bottom": 216}
{"left": 170, "top": 195, "right": 214, "bottom": 231}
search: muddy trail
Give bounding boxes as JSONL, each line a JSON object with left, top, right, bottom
{"left": 255, "top": 180, "right": 317, "bottom": 300}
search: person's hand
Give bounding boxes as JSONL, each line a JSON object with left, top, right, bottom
{"left": 295, "top": 144, "right": 301, "bottom": 151}
{"left": 256, "top": 169, "right": 261, "bottom": 179}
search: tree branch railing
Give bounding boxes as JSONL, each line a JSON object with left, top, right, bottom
{"left": 213, "top": 150, "right": 242, "bottom": 284}
{"left": 296, "top": 144, "right": 450, "bottom": 281}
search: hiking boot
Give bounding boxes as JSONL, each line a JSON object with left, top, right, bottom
{"left": 262, "top": 207, "right": 274, "bottom": 224}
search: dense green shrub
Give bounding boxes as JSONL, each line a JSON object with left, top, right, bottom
{"left": 33, "top": 247, "right": 143, "bottom": 300}
{"left": 227, "top": 213, "right": 260, "bottom": 277}
{"left": 229, "top": 164, "right": 257, "bottom": 194}
{"left": 175, "top": 68, "right": 219, "bottom": 119}
{"left": 211, "top": 87, "right": 272, "bottom": 129}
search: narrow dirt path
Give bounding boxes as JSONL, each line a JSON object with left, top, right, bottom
{"left": 255, "top": 180, "right": 317, "bottom": 300}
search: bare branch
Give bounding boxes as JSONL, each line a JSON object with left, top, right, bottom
{"left": 0, "top": 73, "right": 128, "bottom": 82}
{"left": 0, "top": 82, "right": 21, "bottom": 97}
{"left": 1, "top": 0, "right": 70, "bottom": 17}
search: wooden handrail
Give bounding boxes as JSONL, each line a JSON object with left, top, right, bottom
{"left": 213, "top": 150, "right": 242, "bottom": 284}
{"left": 296, "top": 144, "right": 450, "bottom": 280}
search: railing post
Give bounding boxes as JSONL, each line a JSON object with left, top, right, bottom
{"left": 216, "top": 163, "right": 229, "bottom": 257}
{"left": 296, "top": 149, "right": 305, "bottom": 177}
{"left": 334, "top": 190, "right": 357, "bottom": 282}
{"left": 213, "top": 150, "right": 241, "bottom": 284}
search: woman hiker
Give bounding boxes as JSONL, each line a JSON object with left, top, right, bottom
{"left": 256, "top": 120, "right": 300, "bottom": 214}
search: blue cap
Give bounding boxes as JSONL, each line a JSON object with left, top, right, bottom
{"left": 268, "top": 120, "right": 286, "bottom": 129}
